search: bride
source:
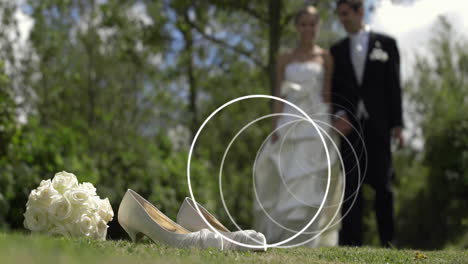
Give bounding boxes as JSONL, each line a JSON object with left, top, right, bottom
{"left": 253, "top": 5, "right": 343, "bottom": 247}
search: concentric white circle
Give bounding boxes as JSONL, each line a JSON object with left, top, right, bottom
{"left": 187, "top": 95, "right": 332, "bottom": 249}
{"left": 187, "top": 94, "right": 368, "bottom": 249}
{"left": 218, "top": 113, "right": 332, "bottom": 247}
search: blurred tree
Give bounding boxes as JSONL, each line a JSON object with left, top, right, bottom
{"left": 0, "top": 0, "right": 344, "bottom": 239}
{"left": 0, "top": 0, "right": 20, "bottom": 230}
{"left": 0, "top": 61, "right": 15, "bottom": 230}
{"left": 395, "top": 17, "right": 468, "bottom": 249}
{"left": 176, "top": 0, "right": 338, "bottom": 96}
{"left": 159, "top": 0, "right": 341, "bottom": 229}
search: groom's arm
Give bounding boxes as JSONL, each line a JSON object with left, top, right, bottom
{"left": 387, "top": 38, "right": 404, "bottom": 129}
{"left": 330, "top": 45, "right": 352, "bottom": 135}
{"left": 387, "top": 37, "right": 405, "bottom": 148}
{"left": 330, "top": 45, "right": 346, "bottom": 116}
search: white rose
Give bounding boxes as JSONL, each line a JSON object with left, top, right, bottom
{"left": 69, "top": 213, "right": 98, "bottom": 237}
{"left": 24, "top": 171, "right": 112, "bottom": 240}
{"left": 94, "top": 219, "right": 108, "bottom": 240}
{"left": 37, "top": 180, "right": 59, "bottom": 198}
{"left": 62, "top": 201, "right": 84, "bottom": 225}
{"left": 48, "top": 224, "right": 70, "bottom": 237}
{"left": 23, "top": 207, "right": 48, "bottom": 232}
{"left": 52, "top": 171, "right": 78, "bottom": 193}
{"left": 62, "top": 211, "right": 78, "bottom": 227}
{"left": 83, "top": 196, "right": 100, "bottom": 214}
{"left": 64, "top": 187, "right": 90, "bottom": 206}
{"left": 26, "top": 189, "right": 41, "bottom": 207}
{"left": 39, "top": 184, "right": 58, "bottom": 197}
{"left": 27, "top": 181, "right": 59, "bottom": 209}
{"left": 97, "top": 198, "right": 114, "bottom": 223}
{"left": 39, "top": 179, "right": 53, "bottom": 188}
{"left": 48, "top": 194, "right": 72, "bottom": 221}
{"left": 81, "top": 182, "right": 97, "bottom": 195}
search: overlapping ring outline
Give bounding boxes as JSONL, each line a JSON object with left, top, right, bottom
{"left": 186, "top": 94, "right": 367, "bottom": 249}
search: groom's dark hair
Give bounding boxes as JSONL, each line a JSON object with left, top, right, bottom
{"left": 336, "top": 0, "right": 363, "bottom": 12}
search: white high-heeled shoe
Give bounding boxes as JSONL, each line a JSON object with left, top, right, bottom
{"left": 118, "top": 189, "right": 223, "bottom": 250}
{"left": 177, "top": 197, "right": 267, "bottom": 251}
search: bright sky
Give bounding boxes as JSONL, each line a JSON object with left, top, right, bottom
{"left": 367, "top": 0, "right": 468, "bottom": 149}
{"left": 369, "top": 0, "right": 468, "bottom": 80}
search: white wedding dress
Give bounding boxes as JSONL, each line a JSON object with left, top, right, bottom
{"left": 253, "top": 61, "right": 343, "bottom": 247}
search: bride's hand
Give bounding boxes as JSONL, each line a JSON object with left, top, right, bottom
{"left": 333, "top": 114, "right": 352, "bottom": 136}
{"left": 392, "top": 127, "right": 404, "bottom": 149}
{"left": 271, "top": 119, "right": 280, "bottom": 143}
{"left": 271, "top": 132, "right": 279, "bottom": 144}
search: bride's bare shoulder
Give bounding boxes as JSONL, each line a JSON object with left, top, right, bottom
{"left": 314, "top": 46, "right": 330, "bottom": 56}
{"left": 278, "top": 50, "right": 296, "bottom": 66}
{"left": 314, "top": 46, "right": 332, "bottom": 65}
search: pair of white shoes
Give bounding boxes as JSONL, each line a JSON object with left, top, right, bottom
{"left": 118, "top": 189, "right": 266, "bottom": 251}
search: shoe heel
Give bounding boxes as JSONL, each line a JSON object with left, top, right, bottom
{"left": 118, "top": 189, "right": 223, "bottom": 250}
{"left": 121, "top": 224, "right": 143, "bottom": 242}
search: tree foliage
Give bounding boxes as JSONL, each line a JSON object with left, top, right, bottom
{"left": 1, "top": 1, "right": 465, "bottom": 249}
{"left": 394, "top": 17, "right": 468, "bottom": 249}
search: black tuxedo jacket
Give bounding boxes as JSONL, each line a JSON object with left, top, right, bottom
{"left": 330, "top": 31, "right": 403, "bottom": 143}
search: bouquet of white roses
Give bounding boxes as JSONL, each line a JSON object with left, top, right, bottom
{"left": 23, "top": 171, "right": 114, "bottom": 240}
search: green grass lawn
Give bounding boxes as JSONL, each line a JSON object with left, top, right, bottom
{"left": 1, "top": 232, "right": 467, "bottom": 264}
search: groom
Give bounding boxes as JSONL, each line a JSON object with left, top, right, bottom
{"left": 330, "top": 0, "right": 404, "bottom": 247}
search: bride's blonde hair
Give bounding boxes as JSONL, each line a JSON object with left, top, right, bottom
{"left": 294, "top": 5, "right": 320, "bottom": 25}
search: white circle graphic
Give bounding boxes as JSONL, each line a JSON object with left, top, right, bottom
{"left": 186, "top": 94, "right": 367, "bottom": 249}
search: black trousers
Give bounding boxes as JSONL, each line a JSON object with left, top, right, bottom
{"left": 338, "top": 120, "right": 395, "bottom": 247}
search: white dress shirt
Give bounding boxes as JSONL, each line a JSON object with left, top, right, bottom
{"left": 349, "top": 25, "right": 371, "bottom": 120}
{"left": 349, "top": 25, "right": 370, "bottom": 86}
